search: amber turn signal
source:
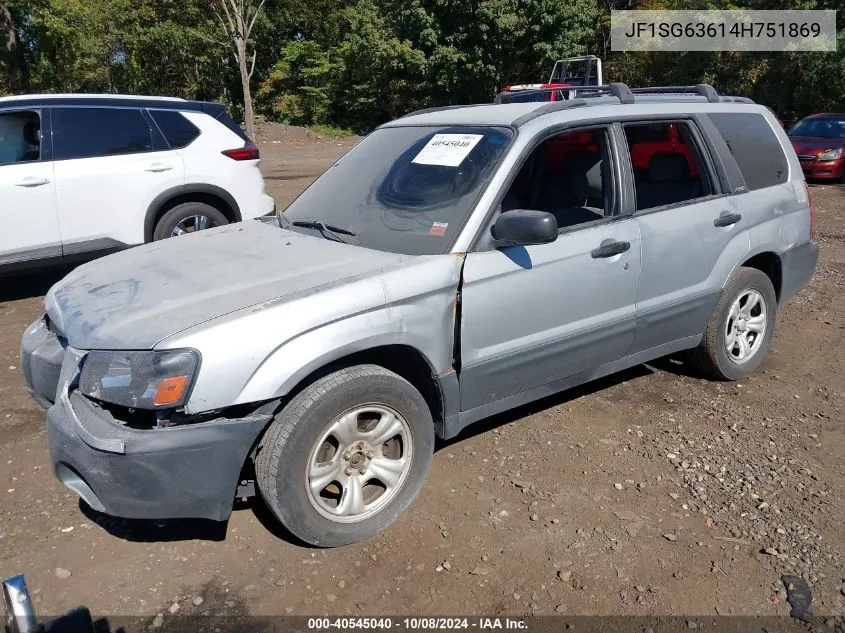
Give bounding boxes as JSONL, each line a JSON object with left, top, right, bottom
{"left": 152, "top": 375, "right": 190, "bottom": 406}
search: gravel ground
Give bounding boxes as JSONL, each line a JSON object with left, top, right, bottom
{"left": 0, "top": 131, "right": 843, "bottom": 628}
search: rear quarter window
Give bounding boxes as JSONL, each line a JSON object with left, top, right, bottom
{"left": 708, "top": 112, "right": 788, "bottom": 191}
{"left": 149, "top": 110, "right": 200, "bottom": 149}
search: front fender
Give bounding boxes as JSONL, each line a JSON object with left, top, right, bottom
{"left": 236, "top": 300, "right": 452, "bottom": 405}
{"left": 159, "top": 254, "right": 463, "bottom": 414}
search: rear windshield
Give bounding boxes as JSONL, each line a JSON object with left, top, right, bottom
{"left": 283, "top": 125, "right": 513, "bottom": 255}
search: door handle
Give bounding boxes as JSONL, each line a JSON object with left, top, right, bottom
{"left": 714, "top": 212, "right": 742, "bottom": 227}
{"left": 14, "top": 176, "right": 50, "bottom": 187}
{"left": 145, "top": 163, "right": 173, "bottom": 173}
{"left": 591, "top": 240, "right": 631, "bottom": 259}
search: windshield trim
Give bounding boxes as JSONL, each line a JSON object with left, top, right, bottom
{"left": 281, "top": 123, "right": 519, "bottom": 256}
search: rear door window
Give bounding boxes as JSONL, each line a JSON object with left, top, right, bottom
{"left": 149, "top": 110, "right": 201, "bottom": 149}
{"left": 625, "top": 124, "right": 670, "bottom": 144}
{"left": 708, "top": 113, "right": 788, "bottom": 191}
{"left": 623, "top": 121, "right": 713, "bottom": 211}
{"left": 53, "top": 107, "right": 154, "bottom": 160}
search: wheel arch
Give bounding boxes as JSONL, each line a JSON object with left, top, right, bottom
{"left": 266, "top": 344, "right": 451, "bottom": 438}
{"left": 738, "top": 251, "right": 783, "bottom": 303}
{"left": 145, "top": 184, "right": 242, "bottom": 242}
{"left": 234, "top": 343, "right": 453, "bottom": 516}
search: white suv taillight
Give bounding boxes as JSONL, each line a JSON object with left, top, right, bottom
{"left": 804, "top": 181, "right": 816, "bottom": 240}
{"left": 222, "top": 143, "right": 260, "bottom": 161}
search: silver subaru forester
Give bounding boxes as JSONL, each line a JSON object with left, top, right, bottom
{"left": 21, "top": 84, "right": 818, "bottom": 546}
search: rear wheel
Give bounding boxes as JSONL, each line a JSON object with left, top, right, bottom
{"left": 689, "top": 267, "right": 777, "bottom": 380}
{"left": 152, "top": 202, "right": 228, "bottom": 241}
{"left": 255, "top": 365, "right": 434, "bottom": 547}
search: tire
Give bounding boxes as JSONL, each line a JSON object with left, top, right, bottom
{"left": 152, "top": 202, "right": 229, "bottom": 241}
{"left": 689, "top": 266, "right": 777, "bottom": 381}
{"left": 255, "top": 365, "right": 435, "bottom": 547}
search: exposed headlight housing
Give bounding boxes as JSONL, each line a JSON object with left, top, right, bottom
{"left": 818, "top": 148, "right": 843, "bottom": 161}
{"left": 79, "top": 349, "right": 200, "bottom": 410}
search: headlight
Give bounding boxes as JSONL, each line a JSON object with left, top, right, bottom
{"left": 818, "top": 148, "right": 843, "bottom": 161}
{"left": 79, "top": 349, "right": 199, "bottom": 409}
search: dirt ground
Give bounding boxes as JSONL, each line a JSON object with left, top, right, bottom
{"left": 1, "top": 125, "right": 844, "bottom": 625}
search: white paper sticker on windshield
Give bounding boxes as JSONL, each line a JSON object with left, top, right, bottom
{"left": 412, "top": 134, "right": 484, "bottom": 167}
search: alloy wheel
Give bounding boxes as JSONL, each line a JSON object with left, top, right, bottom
{"left": 305, "top": 405, "right": 413, "bottom": 523}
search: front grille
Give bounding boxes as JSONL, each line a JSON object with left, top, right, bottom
{"left": 797, "top": 154, "right": 817, "bottom": 162}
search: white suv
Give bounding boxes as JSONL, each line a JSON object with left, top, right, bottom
{"left": 0, "top": 94, "right": 275, "bottom": 272}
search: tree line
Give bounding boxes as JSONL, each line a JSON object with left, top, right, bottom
{"left": 2, "top": 0, "right": 843, "bottom": 135}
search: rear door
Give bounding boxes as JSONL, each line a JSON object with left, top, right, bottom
{"left": 705, "top": 112, "right": 799, "bottom": 246}
{"left": 51, "top": 106, "right": 185, "bottom": 252}
{"left": 622, "top": 118, "right": 751, "bottom": 355}
{"left": 0, "top": 107, "right": 61, "bottom": 265}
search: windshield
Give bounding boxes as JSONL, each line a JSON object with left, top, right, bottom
{"left": 282, "top": 125, "right": 513, "bottom": 255}
{"left": 788, "top": 117, "right": 845, "bottom": 139}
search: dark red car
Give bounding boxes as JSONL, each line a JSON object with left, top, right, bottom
{"left": 788, "top": 113, "right": 845, "bottom": 182}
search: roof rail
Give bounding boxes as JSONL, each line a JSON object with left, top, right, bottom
{"left": 628, "top": 84, "right": 720, "bottom": 103}
{"left": 495, "top": 82, "right": 636, "bottom": 106}
{"left": 571, "top": 83, "right": 720, "bottom": 102}
{"left": 719, "top": 96, "right": 755, "bottom": 104}
{"left": 497, "top": 82, "right": 732, "bottom": 106}
{"left": 494, "top": 87, "right": 568, "bottom": 104}
{"left": 530, "top": 83, "right": 635, "bottom": 103}
{"left": 512, "top": 98, "right": 593, "bottom": 127}
{"left": 609, "top": 83, "right": 635, "bottom": 104}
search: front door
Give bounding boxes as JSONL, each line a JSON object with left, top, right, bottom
{"left": 458, "top": 125, "right": 642, "bottom": 412}
{"left": 0, "top": 108, "right": 61, "bottom": 265}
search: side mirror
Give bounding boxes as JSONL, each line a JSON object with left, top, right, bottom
{"left": 491, "top": 209, "right": 558, "bottom": 246}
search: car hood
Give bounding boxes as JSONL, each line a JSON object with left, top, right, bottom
{"left": 45, "top": 220, "right": 411, "bottom": 350}
{"left": 789, "top": 136, "right": 845, "bottom": 155}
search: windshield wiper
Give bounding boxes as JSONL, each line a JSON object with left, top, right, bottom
{"left": 291, "top": 220, "right": 355, "bottom": 235}
{"left": 290, "top": 220, "right": 357, "bottom": 244}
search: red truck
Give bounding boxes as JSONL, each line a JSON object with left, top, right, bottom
{"left": 496, "top": 56, "right": 603, "bottom": 104}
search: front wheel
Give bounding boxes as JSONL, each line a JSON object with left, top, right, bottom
{"left": 689, "top": 266, "right": 777, "bottom": 380}
{"left": 255, "top": 365, "right": 435, "bottom": 547}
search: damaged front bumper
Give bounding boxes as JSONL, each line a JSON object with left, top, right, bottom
{"left": 20, "top": 315, "right": 65, "bottom": 409}
{"left": 21, "top": 315, "right": 271, "bottom": 522}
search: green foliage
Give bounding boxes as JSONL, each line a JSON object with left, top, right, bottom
{"left": 327, "top": 0, "right": 429, "bottom": 132}
{"left": 2, "top": 0, "right": 843, "bottom": 131}
{"left": 259, "top": 39, "right": 332, "bottom": 125}
{"left": 3, "top": 0, "right": 229, "bottom": 97}
{"left": 310, "top": 124, "right": 356, "bottom": 138}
